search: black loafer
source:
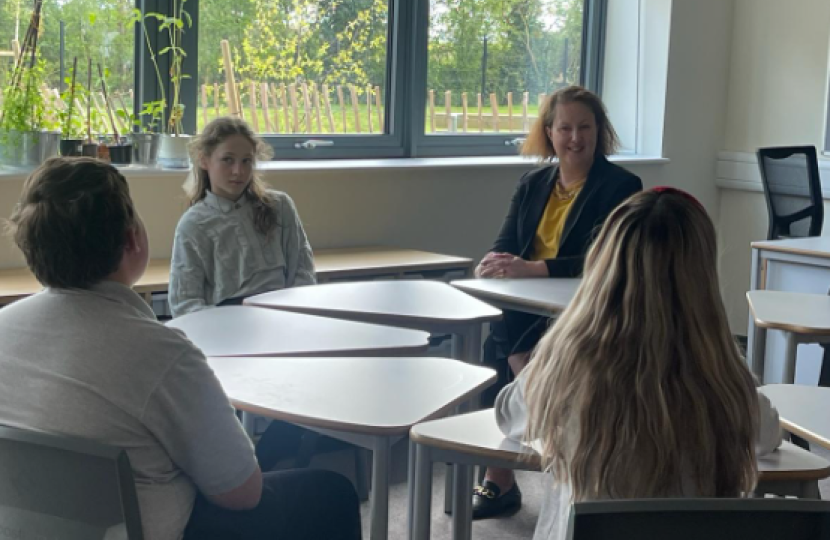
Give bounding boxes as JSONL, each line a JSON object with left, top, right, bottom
{"left": 471, "top": 480, "right": 522, "bottom": 519}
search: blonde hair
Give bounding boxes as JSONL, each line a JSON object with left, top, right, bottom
{"left": 185, "top": 117, "right": 277, "bottom": 235}
{"left": 523, "top": 189, "right": 759, "bottom": 501}
{"left": 521, "top": 85, "right": 619, "bottom": 160}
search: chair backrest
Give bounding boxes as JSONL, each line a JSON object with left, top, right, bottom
{"left": 757, "top": 146, "right": 824, "bottom": 240}
{"left": 567, "top": 498, "right": 830, "bottom": 540}
{"left": 0, "top": 425, "right": 143, "bottom": 540}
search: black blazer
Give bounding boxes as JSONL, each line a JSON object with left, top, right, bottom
{"left": 492, "top": 156, "right": 642, "bottom": 277}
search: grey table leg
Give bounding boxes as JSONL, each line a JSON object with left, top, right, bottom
{"left": 355, "top": 447, "right": 371, "bottom": 502}
{"left": 444, "top": 333, "right": 467, "bottom": 514}
{"left": 452, "top": 463, "right": 474, "bottom": 540}
{"left": 370, "top": 437, "right": 392, "bottom": 540}
{"left": 412, "top": 443, "right": 433, "bottom": 540}
{"left": 241, "top": 412, "right": 255, "bottom": 437}
{"left": 407, "top": 438, "right": 416, "bottom": 540}
{"left": 782, "top": 332, "right": 798, "bottom": 384}
{"left": 750, "top": 324, "right": 768, "bottom": 382}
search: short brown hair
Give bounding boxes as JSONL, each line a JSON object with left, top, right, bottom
{"left": 521, "top": 86, "right": 619, "bottom": 160}
{"left": 7, "top": 157, "right": 136, "bottom": 288}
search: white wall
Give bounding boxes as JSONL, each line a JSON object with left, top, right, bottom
{"left": 718, "top": 0, "right": 830, "bottom": 332}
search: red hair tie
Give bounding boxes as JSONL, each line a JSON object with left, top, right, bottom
{"left": 651, "top": 186, "right": 705, "bottom": 211}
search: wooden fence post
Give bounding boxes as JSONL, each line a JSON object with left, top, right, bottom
{"left": 375, "top": 85, "right": 382, "bottom": 132}
{"left": 311, "top": 82, "right": 323, "bottom": 132}
{"left": 281, "top": 84, "right": 290, "bottom": 134}
{"left": 322, "top": 83, "right": 335, "bottom": 132}
{"left": 349, "top": 84, "right": 361, "bottom": 133}
{"left": 301, "top": 82, "right": 312, "bottom": 133}
{"left": 270, "top": 83, "right": 281, "bottom": 133}
{"left": 289, "top": 83, "right": 299, "bottom": 133}
{"left": 490, "top": 93, "right": 499, "bottom": 132}
{"left": 220, "top": 40, "right": 240, "bottom": 117}
{"left": 260, "top": 82, "right": 272, "bottom": 133}
{"left": 201, "top": 84, "right": 208, "bottom": 126}
{"left": 477, "top": 93, "right": 483, "bottom": 132}
{"left": 461, "top": 92, "right": 468, "bottom": 132}
{"left": 507, "top": 92, "right": 513, "bottom": 131}
{"left": 366, "top": 85, "right": 373, "bottom": 134}
{"left": 337, "top": 85, "right": 347, "bottom": 133}
{"left": 522, "top": 92, "right": 529, "bottom": 131}
{"left": 248, "top": 81, "right": 259, "bottom": 132}
{"left": 428, "top": 89, "right": 435, "bottom": 133}
{"left": 445, "top": 90, "right": 452, "bottom": 131}
{"left": 213, "top": 82, "right": 219, "bottom": 119}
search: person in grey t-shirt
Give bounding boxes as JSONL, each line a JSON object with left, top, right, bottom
{"left": 1, "top": 157, "right": 361, "bottom": 540}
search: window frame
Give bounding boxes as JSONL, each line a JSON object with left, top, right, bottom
{"left": 138, "top": 0, "right": 607, "bottom": 159}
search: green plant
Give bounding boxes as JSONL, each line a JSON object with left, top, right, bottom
{"left": 0, "top": 60, "right": 48, "bottom": 134}
{"left": 133, "top": 0, "right": 192, "bottom": 135}
{"left": 58, "top": 72, "right": 86, "bottom": 139}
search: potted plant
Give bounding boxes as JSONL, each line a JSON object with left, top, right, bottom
{"left": 59, "top": 57, "right": 85, "bottom": 156}
{"left": 135, "top": 0, "right": 192, "bottom": 168}
{"left": 119, "top": 100, "right": 164, "bottom": 166}
{"left": 80, "top": 58, "right": 99, "bottom": 158}
{"left": 96, "top": 64, "right": 132, "bottom": 165}
{"left": 0, "top": 1, "right": 58, "bottom": 167}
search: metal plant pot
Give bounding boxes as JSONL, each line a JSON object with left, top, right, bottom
{"left": 130, "top": 133, "right": 160, "bottom": 166}
{"left": 0, "top": 131, "right": 59, "bottom": 167}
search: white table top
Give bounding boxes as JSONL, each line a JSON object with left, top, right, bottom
{"left": 761, "top": 384, "right": 830, "bottom": 450}
{"left": 166, "top": 306, "right": 430, "bottom": 357}
{"left": 751, "top": 236, "right": 830, "bottom": 259}
{"left": 746, "top": 290, "right": 830, "bottom": 335}
{"left": 450, "top": 278, "right": 580, "bottom": 317}
{"left": 411, "top": 409, "right": 830, "bottom": 481}
{"left": 208, "top": 356, "right": 497, "bottom": 436}
{"left": 245, "top": 280, "right": 502, "bottom": 330}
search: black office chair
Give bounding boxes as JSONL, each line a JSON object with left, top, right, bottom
{"left": 758, "top": 146, "right": 828, "bottom": 450}
{"left": 567, "top": 498, "right": 830, "bottom": 540}
{"left": 757, "top": 146, "right": 824, "bottom": 240}
{"left": 0, "top": 425, "right": 144, "bottom": 539}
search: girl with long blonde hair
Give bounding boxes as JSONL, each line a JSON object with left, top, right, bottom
{"left": 169, "top": 117, "right": 315, "bottom": 317}
{"left": 495, "top": 188, "right": 781, "bottom": 540}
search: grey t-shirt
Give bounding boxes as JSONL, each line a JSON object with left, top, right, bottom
{"left": 0, "top": 281, "right": 257, "bottom": 540}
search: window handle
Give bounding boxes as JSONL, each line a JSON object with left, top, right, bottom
{"left": 504, "top": 138, "right": 526, "bottom": 147}
{"left": 294, "top": 139, "right": 335, "bottom": 150}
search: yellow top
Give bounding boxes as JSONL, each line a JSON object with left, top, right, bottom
{"left": 532, "top": 179, "right": 585, "bottom": 260}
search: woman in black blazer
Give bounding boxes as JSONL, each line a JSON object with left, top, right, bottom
{"left": 473, "top": 86, "right": 642, "bottom": 519}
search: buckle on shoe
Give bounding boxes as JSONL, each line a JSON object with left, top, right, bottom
{"left": 473, "top": 486, "right": 496, "bottom": 499}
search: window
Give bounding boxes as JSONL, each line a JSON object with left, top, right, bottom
{"left": 0, "top": 0, "right": 603, "bottom": 159}
{"left": 419, "top": 0, "right": 584, "bottom": 153}
{"left": 0, "top": 0, "right": 136, "bottom": 137}
{"left": 186, "top": 0, "right": 604, "bottom": 158}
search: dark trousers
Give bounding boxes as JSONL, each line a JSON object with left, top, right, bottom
{"left": 480, "top": 309, "right": 549, "bottom": 408}
{"left": 183, "top": 468, "right": 362, "bottom": 540}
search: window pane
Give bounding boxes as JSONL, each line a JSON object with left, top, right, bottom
{"left": 0, "top": 0, "right": 135, "bottom": 137}
{"left": 197, "top": 0, "right": 390, "bottom": 136}
{"left": 426, "top": 0, "right": 583, "bottom": 135}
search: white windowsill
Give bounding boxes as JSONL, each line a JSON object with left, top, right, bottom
{"left": 0, "top": 154, "right": 668, "bottom": 181}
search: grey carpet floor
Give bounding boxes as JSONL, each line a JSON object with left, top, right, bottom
{"left": 306, "top": 439, "right": 830, "bottom": 540}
